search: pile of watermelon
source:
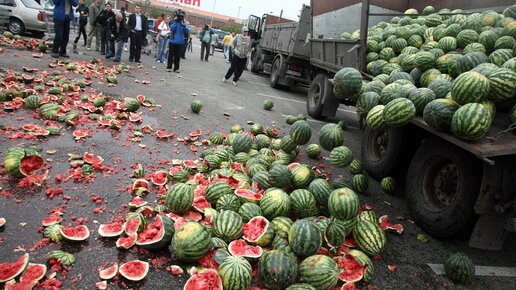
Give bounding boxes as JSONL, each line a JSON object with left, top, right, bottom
{"left": 0, "top": 31, "right": 52, "bottom": 53}
{"left": 336, "top": 4, "right": 516, "bottom": 141}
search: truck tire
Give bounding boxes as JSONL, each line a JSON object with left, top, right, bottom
{"left": 307, "top": 73, "right": 327, "bottom": 119}
{"left": 361, "top": 126, "right": 407, "bottom": 181}
{"left": 251, "top": 48, "right": 262, "bottom": 73}
{"left": 405, "top": 137, "right": 481, "bottom": 238}
{"left": 270, "top": 58, "right": 287, "bottom": 89}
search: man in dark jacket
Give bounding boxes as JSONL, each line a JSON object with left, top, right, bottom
{"left": 166, "top": 10, "right": 189, "bottom": 73}
{"left": 106, "top": 12, "right": 128, "bottom": 62}
{"left": 73, "top": 0, "right": 88, "bottom": 49}
{"left": 97, "top": 2, "right": 114, "bottom": 55}
{"left": 199, "top": 24, "right": 213, "bottom": 62}
{"left": 127, "top": 5, "right": 148, "bottom": 63}
{"left": 52, "top": 0, "right": 78, "bottom": 58}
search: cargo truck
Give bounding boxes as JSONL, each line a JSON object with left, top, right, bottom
{"left": 247, "top": 0, "right": 516, "bottom": 250}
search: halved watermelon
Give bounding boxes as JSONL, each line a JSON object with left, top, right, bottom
{"left": 131, "top": 179, "right": 150, "bottom": 193}
{"left": 21, "top": 124, "right": 38, "bottom": 132}
{"left": 19, "top": 263, "right": 46, "bottom": 284}
{"left": 136, "top": 214, "right": 175, "bottom": 250}
{"left": 192, "top": 196, "right": 211, "bottom": 213}
{"left": 228, "top": 239, "right": 263, "bottom": 261}
{"left": 184, "top": 269, "right": 222, "bottom": 290}
{"left": 129, "top": 197, "right": 148, "bottom": 208}
{"left": 98, "top": 222, "right": 125, "bottom": 238}
{"left": 125, "top": 217, "right": 145, "bottom": 235}
{"left": 379, "top": 215, "right": 404, "bottom": 234}
{"left": 119, "top": 260, "right": 149, "bottom": 281}
{"left": 96, "top": 281, "right": 107, "bottom": 290}
{"left": 42, "top": 213, "right": 62, "bottom": 227}
{"left": 151, "top": 170, "right": 170, "bottom": 186}
{"left": 242, "top": 216, "right": 274, "bottom": 247}
{"left": 116, "top": 234, "right": 137, "bottom": 249}
{"left": 4, "top": 279, "right": 37, "bottom": 290}
{"left": 59, "top": 225, "right": 90, "bottom": 242}
{"left": 234, "top": 189, "right": 262, "bottom": 204}
{"left": 99, "top": 263, "right": 118, "bottom": 280}
{"left": 334, "top": 254, "right": 366, "bottom": 283}
{"left": 0, "top": 253, "right": 29, "bottom": 282}
{"left": 19, "top": 154, "right": 45, "bottom": 176}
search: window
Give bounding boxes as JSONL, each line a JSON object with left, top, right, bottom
{"left": 0, "top": 0, "right": 16, "bottom": 7}
{"left": 20, "top": 0, "right": 42, "bottom": 9}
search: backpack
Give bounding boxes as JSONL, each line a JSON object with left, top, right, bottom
{"left": 201, "top": 31, "right": 211, "bottom": 43}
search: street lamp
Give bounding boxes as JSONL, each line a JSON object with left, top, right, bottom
{"left": 210, "top": 0, "right": 217, "bottom": 26}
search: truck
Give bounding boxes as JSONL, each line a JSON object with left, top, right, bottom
{"left": 247, "top": 0, "right": 516, "bottom": 250}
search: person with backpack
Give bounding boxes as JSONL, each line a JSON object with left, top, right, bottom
{"left": 199, "top": 24, "right": 213, "bottom": 62}
{"left": 86, "top": 0, "right": 101, "bottom": 51}
{"left": 155, "top": 16, "right": 171, "bottom": 63}
{"left": 73, "top": 0, "right": 88, "bottom": 49}
{"left": 97, "top": 2, "right": 114, "bottom": 55}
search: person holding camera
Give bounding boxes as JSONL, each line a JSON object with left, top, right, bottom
{"left": 73, "top": 0, "right": 88, "bottom": 49}
{"left": 166, "top": 10, "right": 189, "bottom": 73}
{"left": 97, "top": 2, "right": 114, "bottom": 55}
{"left": 156, "top": 16, "right": 171, "bottom": 63}
{"left": 127, "top": 5, "right": 148, "bottom": 63}
{"left": 106, "top": 12, "right": 129, "bottom": 62}
{"left": 199, "top": 24, "right": 213, "bottom": 62}
{"left": 222, "top": 27, "right": 251, "bottom": 86}
{"left": 51, "top": 0, "right": 78, "bottom": 58}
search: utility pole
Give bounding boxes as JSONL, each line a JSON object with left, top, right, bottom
{"left": 237, "top": 6, "right": 241, "bottom": 18}
{"left": 210, "top": 0, "right": 217, "bottom": 26}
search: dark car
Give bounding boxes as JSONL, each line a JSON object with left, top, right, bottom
{"left": 212, "top": 29, "right": 228, "bottom": 50}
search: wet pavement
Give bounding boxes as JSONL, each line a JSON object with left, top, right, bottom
{"left": 0, "top": 36, "right": 515, "bottom": 289}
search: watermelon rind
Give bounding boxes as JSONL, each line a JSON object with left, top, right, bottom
{"left": 98, "top": 222, "right": 125, "bottom": 238}
{"left": 59, "top": 225, "right": 90, "bottom": 242}
{"left": 0, "top": 253, "right": 30, "bottom": 282}
{"left": 118, "top": 260, "right": 149, "bottom": 281}
{"left": 184, "top": 269, "right": 222, "bottom": 290}
{"left": 99, "top": 263, "right": 118, "bottom": 280}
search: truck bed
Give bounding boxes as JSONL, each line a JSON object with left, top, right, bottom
{"left": 310, "top": 38, "right": 362, "bottom": 74}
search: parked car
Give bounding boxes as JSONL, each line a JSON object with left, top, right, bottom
{"left": 212, "top": 29, "right": 228, "bottom": 50}
{"left": 0, "top": 0, "right": 51, "bottom": 37}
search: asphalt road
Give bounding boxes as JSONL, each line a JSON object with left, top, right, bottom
{"left": 0, "top": 36, "right": 515, "bottom": 289}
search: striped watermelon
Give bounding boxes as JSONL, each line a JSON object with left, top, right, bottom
{"left": 408, "top": 88, "right": 436, "bottom": 114}
{"left": 298, "top": 255, "right": 339, "bottom": 290}
{"left": 308, "top": 178, "right": 334, "bottom": 207}
{"left": 381, "top": 177, "right": 397, "bottom": 194}
{"left": 205, "top": 181, "right": 232, "bottom": 205}
{"left": 333, "top": 68, "right": 363, "bottom": 99}
{"left": 306, "top": 144, "right": 321, "bottom": 159}
{"left": 425, "top": 13, "right": 442, "bottom": 27}
{"left": 288, "top": 220, "right": 322, "bottom": 257}
{"left": 407, "top": 35, "right": 423, "bottom": 48}
{"left": 478, "top": 30, "right": 498, "bottom": 52}
{"left": 423, "top": 6, "right": 435, "bottom": 15}
{"left": 444, "top": 252, "right": 475, "bottom": 284}
{"left": 379, "top": 47, "right": 396, "bottom": 61}
{"left": 484, "top": 68, "right": 516, "bottom": 102}
{"left": 325, "top": 218, "right": 349, "bottom": 248}
{"left": 451, "top": 103, "right": 492, "bottom": 141}
{"left": 382, "top": 98, "right": 416, "bottom": 127}
{"left": 280, "top": 135, "right": 297, "bottom": 153}
{"left": 171, "top": 221, "right": 211, "bottom": 262}
{"left": 420, "top": 69, "right": 442, "bottom": 87}
{"left": 348, "top": 249, "right": 374, "bottom": 282}
{"left": 494, "top": 36, "right": 516, "bottom": 50}
{"left": 218, "top": 256, "right": 253, "bottom": 290}
{"left": 318, "top": 123, "right": 345, "bottom": 151}
{"left": 363, "top": 80, "right": 385, "bottom": 94}
{"left": 510, "top": 105, "right": 516, "bottom": 123}
{"left": 268, "top": 164, "right": 292, "bottom": 188}
{"left": 252, "top": 171, "right": 271, "bottom": 190}
{"left": 349, "top": 159, "right": 364, "bottom": 174}
{"left": 290, "top": 189, "right": 319, "bottom": 218}
{"left": 238, "top": 203, "right": 263, "bottom": 223}
{"left": 271, "top": 216, "right": 293, "bottom": 239}
{"left": 25, "top": 95, "right": 40, "bottom": 109}
{"left": 415, "top": 51, "right": 436, "bottom": 71}
{"left": 352, "top": 174, "right": 369, "bottom": 194}
{"left": 388, "top": 72, "right": 414, "bottom": 84}
{"left": 290, "top": 120, "right": 312, "bottom": 145}
{"left": 165, "top": 183, "right": 194, "bottom": 214}
{"left": 232, "top": 133, "right": 253, "bottom": 153}
{"left": 428, "top": 78, "right": 452, "bottom": 99}
{"left": 260, "top": 188, "right": 291, "bottom": 220}
{"left": 328, "top": 187, "right": 360, "bottom": 221}
{"left": 216, "top": 194, "right": 241, "bottom": 212}
{"left": 291, "top": 164, "right": 315, "bottom": 189}
{"left": 435, "top": 54, "right": 461, "bottom": 74}
{"left": 258, "top": 250, "right": 299, "bottom": 289}
{"left": 463, "top": 42, "right": 486, "bottom": 54}
{"left": 457, "top": 52, "right": 489, "bottom": 75}
{"left": 391, "top": 38, "right": 408, "bottom": 54}
{"left": 380, "top": 82, "right": 405, "bottom": 104}
{"left": 489, "top": 49, "right": 513, "bottom": 67}
{"left": 456, "top": 30, "right": 478, "bottom": 48}
{"left": 439, "top": 36, "right": 457, "bottom": 52}
{"left": 366, "top": 105, "right": 388, "bottom": 131}
{"left": 401, "top": 54, "right": 417, "bottom": 71}
{"left": 330, "top": 177, "right": 353, "bottom": 190}
{"left": 213, "top": 210, "right": 243, "bottom": 243}
{"left": 357, "top": 92, "right": 381, "bottom": 117}
{"left": 451, "top": 71, "right": 490, "bottom": 105}
{"left": 423, "top": 99, "right": 460, "bottom": 131}
{"left": 353, "top": 220, "right": 387, "bottom": 256}
{"left": 329, "top": 146, "right": 354, "bottom": 168}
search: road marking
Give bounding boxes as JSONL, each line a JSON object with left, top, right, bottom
{"left": 428, "top": 264, "right": 516, "bottom": 277}
{"left": 248, "top": 81, "right": 270, "bottom": 86}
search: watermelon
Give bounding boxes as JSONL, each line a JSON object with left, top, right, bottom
{"left": 334, "top": 254, "right": 366, "bottom": 283}
{"left": 451, "top": 71, "right": 490, "bottom": 105}
{"left": 216, "top": 194, "right": 241, "bottom": 212}
{"left": 306, "top": 144, "right": 321, "bottom": 159}
{"left": 494, "top": 36, "right": 516, "bottom": 50}
{"left": 333, "top": 67, "right": 363, "bottom": 99}
{"left": 318, "top": 123, "right": 345, "bottom": 151}
{"left": 242, "top": 216, "right": 274, "bottom": 246}
{"left": 290, "top": 189, "right": 319, "bottom": 218}
{"left": 125, "top": 212, "right": 147, "bottom": 235}
{"left": 382, "top": 98, "right": 416, "bottom": 127}
{"left": 264, "top": 99, "right": 274, "bottom": 110}
{"left": 166, "top": 183, "right": 194, "bottom": 213}
{"left": 291, "top": 164, "right": 315, "bottom": 189}
{"left": 232, "top": 133, "right": 253, "bottom": 153}
{"left": 510, "top": 105, "right": 516, "bottom": 123}
{"left": 456, "top": 30, "right": 478, "bottom": 48}
{"left": 205, "top": 181, "right": 232, "bottom": 204}
{"left": 381, "top": 177, "right": 397, "bottom": 194}
{"left": 136, "top": 214, "right": 174, "bottom": 250}
{"left": 408, "top": 88, "right": 435, "bottom": 114}
{"left": 439, "top": 36, "right": 457, "bottom": 52}
{"left": 213, "top": 210, "right": 243, "bottom": 243}
{"left": 325, "top": 218, "right": 351, "bottom": 248}
{"left": 489, "top": 49, "right": 513, "bottom": 67}
{"left": 290, "top": 120, "right": 312, "bottom": 145}
{"left": 378, "top": 215, "right": 404, "bottom": 234}
{"left": 329, "top": 146, "right": 354, "bottom": 168}
{"left": 0, "top": 253, "right": 29, "bottom": 282}
{"left": 298, "top": 255, "right": 339, "bottom": 290}
{"left": 118, "top": 260, "right": 149, "bottom": 281}
{"left": 260, "top": 188, "right": 291, "bottom": 219}
{"left": 116, "top": 234, "right": 138, "bottom": 249}
{"left": 191, "top": 100, "right": 203, "bottom": 113}
{"left": 428, "top": 78, "right": 451, "bottom": 99}
{"left": 423, "top": 6, "right": 435, "bottom": 14}
{"left": 234, "top": 189, "right": 262, "bottom": 204}
{"left": 271, "top": 217, "right": 293, "bottom": 239}
{"left": 445, "top": 252, "right": 475, "bottom": 284}
{"left": 352, "top": 174, "right": 368, "bottom": 193}
{"left": 457, "top": 52, "right": 488, "bottom": 75}
{"left": 98, "top": 222, "right": 125, "bottom": 237}
{"left": 288, "top": 219, "right": 322, "bottom": 257}
{"left": 478, "top": 30, "right": 498, "bottom": 52}
{"left": 99, "top": 263, "right": 118, "bottom": 280}
{"left": 415, "top": 51, "right": 436, "bottom": 71}
{"left": 328, "top": 187, "right": 360, "bottom": 221}
{"left": 171, "top": 221, "right": 211, "bottom": 262}
{"left": 60, "top": 225, "right": 90, "bottom": 242}
{"left": 484, "top": 68, "right": 516, "bottom": 103}
{"left": 4, "top": 147, "right": 43, "bottom": 178}
{"left": 228, "top": 239, "right": 263, "bottom": 261}
{"left": 184, "top": 269, "right": 223, "bottom": 290}
{"left": 258, "top": 250, "right": 299, "bottom": 289}
{"left": 268, "top": 164, "right": 292, "bottom": 188}
{"left": 451, "top": 103, "right": 492, "bottom": 141}
{"left": 356, "top": 92, "right": 380, "bottom": 117}
{"left": 423, "top": 98, "right": 460, "bottom": 131}
{"left": 353, "top": 220, "right": 387, "bottom": 256}
{"left": 238, "top": 203, "right": 263, "bottom": 223}
{"left": 217, "top": 256, "right": 253, "bottom": 290}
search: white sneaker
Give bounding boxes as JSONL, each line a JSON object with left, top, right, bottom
{"left": 232, "top": 81, "right": 237, "bottom": 86}
{"left": 156, "top": 60, "right": 160, "bottom": 63}
{"left": 86, "top": 47, "right": 91, "bottom": 51}
{"left": 222, "top": 77, "right": 227, "bottom": 83}
{"left": 124, "top": 47, "right": 128, "bottom": 51}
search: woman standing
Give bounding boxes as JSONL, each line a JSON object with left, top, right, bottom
{"left": 156, "top": 16, "right": 171, "bottom": 63}
{"left": 222, "top": 27, "right": 251, "bottom": 86}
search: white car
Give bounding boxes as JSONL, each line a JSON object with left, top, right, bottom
{"left": 0, "top": 0, "right": 52, "bottom": 37}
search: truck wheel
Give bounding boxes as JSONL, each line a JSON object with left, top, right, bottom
{"left": 361, "top": 126, "right": 406, "bottom": 180}
{"left": 251, "top": 48, "right": 262, "bottom": 73}
{"left": 405, "top": 137, "right": 481, "bottom": 238}
{"left": 270, "top": 58, "right": 286, "bottom": 89}
{"left": 307, "top": 73, "right": 327, "bottom": 119}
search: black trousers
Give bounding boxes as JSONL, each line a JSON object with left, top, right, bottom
{"left": 74, "top": 22, "right": 87, "bottom": 45}
{"left": 100, "top": 25, "right": 109, "bottom": 53}
{"left": 129, "top": 31, "right": 143, "bottom": 61}
{"left": 167, "top": 43, "right": 182, "bottom": 70}
{"left": 225, "top": 55, "right": 247, "bottom": 82}
{"left": 52, "top": 17, "right": 71, "bottom": 55}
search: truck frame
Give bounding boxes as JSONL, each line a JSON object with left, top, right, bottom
{"left": 247, "top": 0, "right": 516, "bottom": 250}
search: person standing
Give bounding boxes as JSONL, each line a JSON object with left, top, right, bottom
{"left": 97, "top": 2, "right": 114, "bottom": 55}
{"left": 222, "top": 27, "right": 251, "bottom": 86}
{"left": 228, "top": 32, "right": 235, "bottom": 62}
{"left": 154, "top": 14, "right": 164, "bottom": 32}
{"left": 180, "top": 22, "right": 190, "bottom": 59}
{"left": 106, "top": 12, "right": 129, "bottom": 62}
{"left": 51, "top": 0, "right": 78, "bottom": 58}
{"left": 73, "top": 0, "right": 88, "bottom": 49}
{"left": 166, "top": 11, "right": 189, "bottom": 73}
{"left": 127, "top": 5, "right": 148, "bottom": 63}
{"left": 199, "top": 24, "right": 213, "bottom": 62}
{"left": 210, "top": 31, "right": 218, "bottom": 55}
{"left": 155, "top": 16, "right": 171, "bottom": 63}
{"left": 222, "top": 32, "right": 232, "bottom": 60}
{"left": 86, "top": 0, "right": 101, "bottom": 51}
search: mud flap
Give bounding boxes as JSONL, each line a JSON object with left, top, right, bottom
{"left": 469, "top": 215, "right": 507, "bottom": 250}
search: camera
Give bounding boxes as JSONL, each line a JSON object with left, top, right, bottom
{"left": 174, "top": 9, "right": 186, "bottom": 22}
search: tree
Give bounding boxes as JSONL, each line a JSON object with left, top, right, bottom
{"left": 149, "top": 8, "right": 162, "bottom": 19}
{"left": 135, "top": 0, "right": 151, "bottom": 13}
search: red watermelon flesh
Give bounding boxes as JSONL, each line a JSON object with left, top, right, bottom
{"left": 60, "top": 225, "right": 90, "bottom": 241}
{"left": 183, "top": 210, "right": 202, "bottom": 221}
{"left": 129, "top": 197, "right": 148, "bottom": 208}
{"left": 136, "top": 216, "right": 166, "bottom": 245}
{"left": 19, "top": 154, "right": 44, "bottom": 176}
{"left": 0, "top": 253, "right": 29, "bottom": 282}
{"left": 379, "top": 215, "right": 404, "bottom": 234}
{"left": 0, "top": 218, "right": 5, "bottom": 227}
{"left": 184, "top": 269, "right": 222, "bottom": 290}
{"left": 151, "top": 171, "right": 169, "bottom": 186}
{"left": 334, "top": 254, "right": 365, "bottom": 283}
{"left": 125, "top": 218, "right": 141, "bottom": 235}
{"left": 98, "top": 222, "right": 125, "bottom": 237}
{"left": 96, "top": 281, "right": 107, "bottom": 289}
{"left": 234, "top": 189, "right": 262, "bottom": 202}
{"left": 118, "top": 260, "right": 149, "bottom": 281}
{"left": 21, "top": 124, "right": 38, "bottom": 131}
{"left": 173, "top": 217, "right": 189, "bottom": 231}
{"left": 42, "top": 213, "right": 63, "bottom": 226}
{"left": 116, "top": 234, "right": 137, "bottom": 249}
{"left": 228, "top": 239, "right": 262, "bottom": 258}
{"left": 242, "top": 216, "right": 268, "bottom": 242}
{"left": 4, "top": 279, "right": 37, "bottom": 290}
{"left": 341, "top": 281, "right": 357, "bottom": 290}
{"left": 193, "top": 196, "right": 211, "bottom": 213}
{"left": 19, "top": 263, "right": 46, "bottom": 283}
{"left": 99, "top": 263, "right": 118, "bottom": 280}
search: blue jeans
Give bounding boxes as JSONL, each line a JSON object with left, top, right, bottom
{"left": 156, "top": 36, "right": 168, "bottom": 62}
{"left": 223, "top": 45, "right": 230, "bottom": 58}
{"left": 228, "top": 47, "right": 232, "bottom": 62}
{"left": 107, "top": 40, "right": 125, "bottom": 60}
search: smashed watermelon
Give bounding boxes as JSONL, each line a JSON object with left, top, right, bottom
{"left": 59, "top": 225, "right": 90, "bottom": 242}
{"left": 0, "top": 253, "right": 29, "bottom": 282}
{"left": 116, "top": 234, "right": 138, "bottom": 249}
{"left": 379, "top": 215, "right": 404, "bottom": 234}
{"left": 184, "top": 269, "right": 222, "bottom": 290}
{"left": 98, "top": 222, "right": 125, "bottom": 237}
{"left": 334, "top": 254, "right": 366, "bottom": 283}
{"left": 118, "top": 260, "right": 149, "bottom": 281}
{"left": 99, "top": 263, "right": 118, "bottom": 280}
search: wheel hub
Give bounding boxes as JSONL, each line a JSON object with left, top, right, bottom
{"left": 369, "top": 130, "right": 389, "bottom": 161}
{"left": 432, "top": 163, "right": 458, "bottom": 207}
